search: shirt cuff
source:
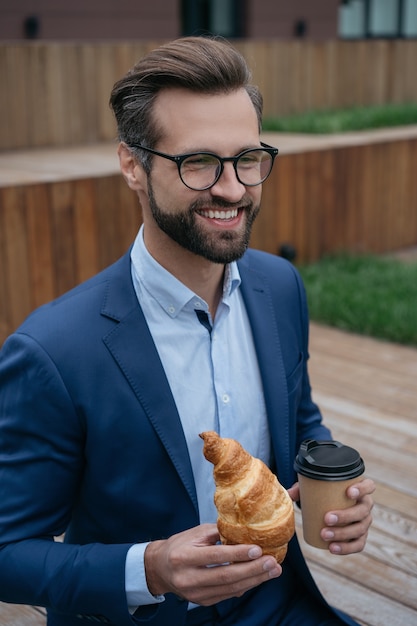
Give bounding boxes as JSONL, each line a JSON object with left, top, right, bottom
{"left": 125, "top": 543, "right": 165, "bottom": 612}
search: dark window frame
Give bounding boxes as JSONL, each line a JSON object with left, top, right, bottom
{"left": 181, "top": 0, "right": 246, "bottom": 38}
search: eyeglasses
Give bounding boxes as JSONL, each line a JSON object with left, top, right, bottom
{"left": 129, "top": 142, "right": 279, "bottom": 191}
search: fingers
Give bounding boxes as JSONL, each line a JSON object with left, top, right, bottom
{"left": 321, "top": 512, "right": 372, "bottom": 554}
{"left": 144, "top": 524, "right": 282, "bottom": 606}
{"left": 320, "top": 478, "right": 375, "bottom": 555}
{"left": 346, "top": 478, "right": 376, "bottom": 500}
{"left": 346, "top": 477, "right": 376, "bottom": 500}
{"left": 182, "top": 553, "right": 281, "bottom": 606}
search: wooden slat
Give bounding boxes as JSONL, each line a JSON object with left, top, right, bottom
{"left": 72, "top": 178, "right": 101, "bottom": 284}
{"left": 1, "top": 186, "right": 32, "bottom": 328}
{"left": 49, "top": 181, "right": 78, "bottom": 296}
{"left": 26, "top": 184, "right": 55, "bottom": 309}
{"left": 27, "top": 44, "right": 50, "bottom": 147}
{"left": 3, "top": 45, "right": 29, "bottom": 149}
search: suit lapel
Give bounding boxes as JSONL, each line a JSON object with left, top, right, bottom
{"left": 100, "top": 253, "right": 199, "bottom": 514}
{"left": 238, "top": 257, "right": 292, "bottom": 486}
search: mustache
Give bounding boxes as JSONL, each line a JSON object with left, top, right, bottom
{"left": 190, "top": 197, "right": 253, "bottom": 212}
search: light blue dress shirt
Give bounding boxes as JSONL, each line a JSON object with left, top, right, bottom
{"left": 125, "top": 226, "right": 271, "bottom": 609}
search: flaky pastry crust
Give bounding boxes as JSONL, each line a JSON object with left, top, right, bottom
{"left": 200, "top": 431, "right": 295, "bottom": 563}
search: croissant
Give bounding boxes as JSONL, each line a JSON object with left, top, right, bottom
{"left": 200, "top": 431, "right": 295, "bottom": 563}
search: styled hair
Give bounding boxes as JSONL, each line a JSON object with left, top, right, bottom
{"left": 109, "top": 36, "right": 263, "bottom": 170}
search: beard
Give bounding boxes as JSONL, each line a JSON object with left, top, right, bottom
{"left": 147, "top": 178, "right": 260, "bottom": 264}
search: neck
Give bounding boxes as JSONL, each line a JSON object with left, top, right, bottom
{"left": 143, "top": 226, "right": 225, "bottom": 317}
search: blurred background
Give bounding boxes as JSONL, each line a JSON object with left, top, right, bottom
{"left": 1, "top": 0, "right": 417, "bottom": 41}
{"left": 0, "top": 6, "right": 416, "bottom": 626}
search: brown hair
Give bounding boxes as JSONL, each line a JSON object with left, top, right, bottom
{"left": 109, "top": 36, "right": 263, "bottom": 170}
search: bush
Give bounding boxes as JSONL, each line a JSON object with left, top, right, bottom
{"left": 263, "top": 103, "right": 417, "bottom": 134}
{"left": 298, "top": 254, "right": 417, "bottom": 346}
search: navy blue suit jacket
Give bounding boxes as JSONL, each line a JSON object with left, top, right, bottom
{"left": 0, "top": 248, "right": 356, "bottom": 625}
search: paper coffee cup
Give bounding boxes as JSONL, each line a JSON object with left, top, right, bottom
{"left": 294, "top": 439, "right": 365, "bottom": 549}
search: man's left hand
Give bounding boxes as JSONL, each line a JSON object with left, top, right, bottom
{"left": 287, "top": 478, "right": 376, "bottom": 555}
{"left": 321, "top": 477, "right": 375, "bottom": 554}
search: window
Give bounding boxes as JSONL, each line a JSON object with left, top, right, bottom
{"left": 403, "top": 0, "right": 417, "bottom": 36}
{"left": 339, "top": 0, "right": 366, "bottom": 37}
{"left": 339, "top": 0, "right": 417, "bottom": 38}
{"left": 369, "top": 0, "right": 398, "bottom": 36}
{"left": 182, "top": 0, "right": 245, "bottom": 38}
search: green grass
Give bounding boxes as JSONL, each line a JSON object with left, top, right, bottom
{"left": 298, "top": 254, "right": 417, "bottom": 346}
{"left": 263, "top": 102, "right": 417, "bottom": 134}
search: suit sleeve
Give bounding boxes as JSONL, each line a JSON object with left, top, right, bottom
{"left": 0, "top": 333, "right": 150, "bottom": 625}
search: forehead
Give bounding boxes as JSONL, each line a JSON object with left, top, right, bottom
{"left": 152, "top": 87, "right": 260, "bottom": 153}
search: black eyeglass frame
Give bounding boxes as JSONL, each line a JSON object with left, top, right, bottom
{"left": 128, "top": 141, "right": 279, "bottom": 190}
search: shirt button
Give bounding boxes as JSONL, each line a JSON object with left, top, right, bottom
{"left": 168, "top": 305, "right": 175, "bottom": 314}
{"left": 194, "top": 300, "right": 203, "bottom": 309}
{"left": 222, "top": 394, "right": 230, "bottom": 404}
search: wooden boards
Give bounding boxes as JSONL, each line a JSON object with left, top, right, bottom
{"left": 1, "top": 40, "right": 417, "bottom": 150}
{"left": 0, "top": 604, "right": 46, "bottom": 626}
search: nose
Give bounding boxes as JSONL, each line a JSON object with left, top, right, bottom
{"left": 209, "top": 162, "right": 246, "bottom": 203}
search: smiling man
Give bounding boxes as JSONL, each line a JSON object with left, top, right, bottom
{"left": 0, "top": 37, "right": 374, "bottom": 626}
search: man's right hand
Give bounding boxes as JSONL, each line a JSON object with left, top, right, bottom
{"left": 144, "top": 523, "right": 282, "bottom": 606}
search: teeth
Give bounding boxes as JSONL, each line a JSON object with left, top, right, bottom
{"left": 198, "top": 209, "right": 238, "bottom": 220}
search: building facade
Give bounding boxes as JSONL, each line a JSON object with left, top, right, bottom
{"left": 0, "top": 0, "right": 416, "bottom": 40}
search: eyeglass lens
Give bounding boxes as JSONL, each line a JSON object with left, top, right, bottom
{"left": 180, "top": 150, "right": 273, "bottom": 190}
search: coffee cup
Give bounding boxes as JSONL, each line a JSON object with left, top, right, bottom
{"left": 294, "top": 439, "right": 365, "bottom": 549}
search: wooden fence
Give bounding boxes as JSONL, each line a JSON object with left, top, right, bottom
{"left": 0, "top": 174, "right": 141, "bottom": 344}
{"left": 253, "top": 130, "right": 417, "bottom": 262}
{"left": 1, "top": 128, "right": 417, "bottom": 344}
{"left": 1, "top": 39, "right": 417, "bottom": 150}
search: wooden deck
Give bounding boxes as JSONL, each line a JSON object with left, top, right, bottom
{"left": 0, "top": 322, "right": 416, "bottom": 625}
{"left": 303, "top": 323, "right": 417, "bottom": 626}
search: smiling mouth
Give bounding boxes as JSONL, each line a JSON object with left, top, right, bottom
{"left": 196, "top": 208, "right": 239, "bottom": 220}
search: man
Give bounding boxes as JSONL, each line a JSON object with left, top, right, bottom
{"left": 0, "top": 37, "right": 374, "bottom": 626}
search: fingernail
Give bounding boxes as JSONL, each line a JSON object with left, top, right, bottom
{"left": 322, "top": 530, "right": 334, "bottom": 540}
{"left": 349, "top": 487, "right": 360, "bottom": 499}
{"left": 248, "top": 546, "right": 262, "bottom": 559}
{"left": 330, "top": 544, "right": 342, "bottom": 554}
{"left": 263, "top": 560, "right": 280, "bottom": 577}
{"left": 327, "top": 514, "right": 338, "bottom": 525}
{"left": 263, "top": 559, "right": 277, "bottom": 571}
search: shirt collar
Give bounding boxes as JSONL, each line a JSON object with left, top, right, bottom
{"left": 131, "top": 225, "right": 241, "bottom": 319}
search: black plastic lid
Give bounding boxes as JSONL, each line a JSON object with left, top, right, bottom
{"left": 294, "top": 439, "right": 365, "bottom": 481}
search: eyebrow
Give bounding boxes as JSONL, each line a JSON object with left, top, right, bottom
{"left": 167, "top": 144, "right": 263, "bottom": 156}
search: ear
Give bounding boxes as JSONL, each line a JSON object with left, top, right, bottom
{"left": 117, "top": 142, "right": 148, "bottom": 192}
